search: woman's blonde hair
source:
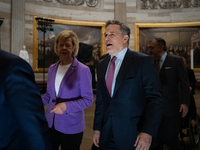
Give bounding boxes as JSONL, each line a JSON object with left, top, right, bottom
{"left": 54, "top": 30, "right": 79, "bottom": 57}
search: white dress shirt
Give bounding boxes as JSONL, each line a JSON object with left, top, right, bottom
{"left": 105, "top": 48, "right": 127, "bottom": 96}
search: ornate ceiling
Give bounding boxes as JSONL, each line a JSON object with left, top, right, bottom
{"left": 43, "top": 0, "right": 99, "bottom": 7}
{"left": 141, "top": 0, "right": 200, "bottom": 9}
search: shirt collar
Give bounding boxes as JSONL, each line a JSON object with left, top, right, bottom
{"left": 111, "top": 47, "right": 127, "bottom": 61}
{"left": 160, "top": 52, "right": 167, "bottom": 62}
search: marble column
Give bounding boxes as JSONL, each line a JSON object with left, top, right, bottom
{"left": 11, "top": 0, "right": 25, "bottom": 55}
{"left": 114, "top": 0, "right": 127, "bottom": 25}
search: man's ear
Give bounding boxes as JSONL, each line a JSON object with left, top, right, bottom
{"left": 160, "top": 45, "right": 165, "bottom": 51}
{"left": 123, "top": 35, "right": 129, "bottom": 43}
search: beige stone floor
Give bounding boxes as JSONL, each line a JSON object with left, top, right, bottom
{"left": 80, "top": 90, "right": 200, "bottom": 150}
{"left": 80, "top": 95, "right": 96, "bottom": 150}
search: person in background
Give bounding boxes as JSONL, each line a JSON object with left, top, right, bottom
{"left": 93, "top": 20, "right": 163, "bottom": 150}
{"left": 42, "top": 30, "right": 93, "bottom": 150}
{"left": 0, "top": 49, "right": 51, "bottom": 150}
{"left": 182, "top": 57, "right": 197, "bottom": 128}
{"left": 168, "top": 45, "right": 174, "bottom": 55}
{"left": 194, "top": 45, "right": 200, "bottom": 68}
{"left": 148, "top": 38, "right": 190, "bottom": 150}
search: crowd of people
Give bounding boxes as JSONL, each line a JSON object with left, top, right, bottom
{"left": 1, "top": 19, "right": 197, "bottom": 150}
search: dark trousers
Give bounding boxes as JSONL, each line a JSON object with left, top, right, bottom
{"left": 91, "top": 144, "right": 99, "bottom": 150}
{"left": 151, "top": 115, "right": 181, "bottom": 150}
{"left": 189, "top": 94, "right": 197, "bottom": 120}
{"left": 49, "top": 127, "right": 83, "bottom": 150}
{"left": 96, "top": 134, "right": 117, "bottom": 150}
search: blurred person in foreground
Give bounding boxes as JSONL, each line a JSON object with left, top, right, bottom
{"left": 93, "top": 20, "right": 163, "bottom": 150}
{"left": 0, "top": 49, "right": 51, "bottom": 150}
{"left": 42, "top": 30, "right": 93, "bottom": 150}
{"left": 148, "top": 38, "right": 190, "bottom": 150}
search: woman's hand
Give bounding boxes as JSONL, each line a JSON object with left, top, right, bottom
{"left": 51, "top": 102, "right": 66, "bottom": 114}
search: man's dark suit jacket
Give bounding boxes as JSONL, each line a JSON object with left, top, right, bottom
{"left": 93, "top": 49, "right": 163, "bottom": 150}
{"left": 0, "top": 49, "right": 51, "bottom": 150}
{"left": 159, "top": 53, "right": 190, "bottom": 117}
{"left": 186, "top": 67, "right": 196, "bottom": 120}
{"left": 186, "top": 68, "right": 196, "bottom": 95}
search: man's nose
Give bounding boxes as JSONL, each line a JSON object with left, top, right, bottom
{"left": 63, "top": 45, "right": 67, "bottom": 49}
{"left": 105, "top": 36, "right": 109, "bottom": 42}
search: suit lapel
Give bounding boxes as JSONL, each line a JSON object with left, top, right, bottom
{"left": 99, "top": 55, "right": 111, "bottom": 96}
{"left": 99, "top": 50, "right": 134, "bottom": 98}
{"left": 159, "top": 54, "right": 171, "bottom": 77}
{"left": 113, "top": 49, "right": 134, "bottom": 98}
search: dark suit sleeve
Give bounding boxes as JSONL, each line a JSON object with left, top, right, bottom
{"left": 42, "top": 65, "right": 53, "bottom": 106}
{"left": 93, "top": 62, "right": 104, "bottom": 131}
{"left": 5, "top": 58, "right": 51, "bottom": 150}
{"left": 140, "top": 56, "right": 163, "bottom": 137}
{"left": 188, "top": 68, "right": 196, "bottom": 94}
{"left": 190, "top": 69, "right": 196, "bottom": 91}
{"left": 177, "top": 58, "right": 190, "bottom": 105}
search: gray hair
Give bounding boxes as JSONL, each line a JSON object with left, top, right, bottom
{"left": 105, "top": 20, "right": 130, "bottom": 45}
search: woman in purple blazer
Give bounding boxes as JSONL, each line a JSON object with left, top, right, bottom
{"left": 42, "top": 30, "right": 93, "bottom": 150}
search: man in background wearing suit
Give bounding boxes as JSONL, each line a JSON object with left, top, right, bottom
{"left": 93, "top": 20, "right": 163, "bottom": 150}
{"left": 148, "top": 38, "right": 190, "bottom": 150}
{"left": 183, "top": 57, "right": 197, "bottom": 128}
{"left": 0, "top": 49, "right": 51, "bottom": 150}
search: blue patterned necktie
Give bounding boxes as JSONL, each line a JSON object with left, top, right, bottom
{"left": 106, "top": 56, "right": 117, "bottom": 96}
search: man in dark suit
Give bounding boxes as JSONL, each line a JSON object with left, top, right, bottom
{"left": 93, "top": 20, "right": 163, "bottom": 150}
{"left": 0, "top": 49, "right": 51, "bottom": 150}
{"left": 182, "top": 57, "right": 197, "bottom": 128}
{"left": 148, "top": 38, "right": 190, "bottom": 150}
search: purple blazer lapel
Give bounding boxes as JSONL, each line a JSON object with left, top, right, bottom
{"left": 49, "top": 61, "right": 60, "bottom": 98}
{"left": 57, "top": 57, "right": 78, "bottom": 97}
